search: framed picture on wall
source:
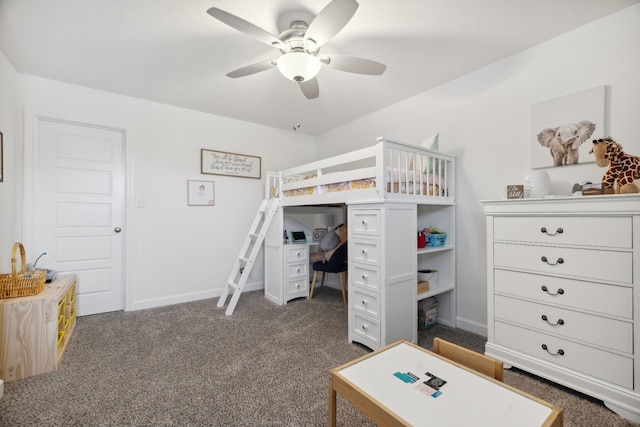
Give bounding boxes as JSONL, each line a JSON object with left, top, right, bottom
{"left": 187, "top": 180, "right": 215, "bottom": 206}
{"left": 201, "top": 149, "right": 261, "bottom": 179}
{"left": 531, "top": 85, "right": 607, "bottom": 169}
{"left": 0, "top": 131, "right": 3, "bottom": 183}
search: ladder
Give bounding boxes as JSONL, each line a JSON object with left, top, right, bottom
{"left": 217, "top": 197, "right": 280, "bottom": 315}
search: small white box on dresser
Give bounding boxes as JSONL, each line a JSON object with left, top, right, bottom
{"left": 482, "top": 194, "right": 640, "bottom": 423}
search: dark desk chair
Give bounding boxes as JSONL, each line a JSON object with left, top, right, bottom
{"left": 309, "top": 242, "right": 347, "bottom": 304}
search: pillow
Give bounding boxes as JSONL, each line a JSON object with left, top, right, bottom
{"left": 319, "top": 228, "right": 340, "bottom": 252}
{"left": 422, "top": 132, "right": 439, "bottom": 173}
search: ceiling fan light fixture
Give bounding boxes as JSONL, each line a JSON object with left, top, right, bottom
{"left": 277, "top": 52, "right": 321, "bottom": 82}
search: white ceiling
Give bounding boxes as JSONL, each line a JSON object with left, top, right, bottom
{"left": 1, "top": 0, "right": 638, "bottom": 135}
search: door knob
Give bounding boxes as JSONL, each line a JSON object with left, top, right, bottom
{"left": 114, "top": 227, "right": 122, "bottom": 233}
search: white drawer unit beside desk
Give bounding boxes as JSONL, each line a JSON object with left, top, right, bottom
{"left": 482, "top": 195, "right": 640, "bottom": 423}
{"left": 265, "top": 241, "right": 312, "bottom": 305}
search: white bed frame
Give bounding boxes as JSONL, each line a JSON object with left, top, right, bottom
{"left": 266, "top": 137, "right": 455, "bottom": 206}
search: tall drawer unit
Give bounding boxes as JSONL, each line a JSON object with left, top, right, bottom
{"left": 348, "top": 203, "right": 417, "bottom": 350}
{"left": 483, "top": 195, "right": 640, "bottom": 423}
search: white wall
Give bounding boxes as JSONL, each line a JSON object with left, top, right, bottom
{"left": 317, "top": 5, "right": 640, "bottom": 335}
{"left": 0, "top": 50, "right": 18, "bottom": 271}
{"left": 15, "top": 75, "right": 317, "bottom": 310}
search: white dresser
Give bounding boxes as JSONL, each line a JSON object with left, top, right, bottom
{"left": 348, "top": 203, "right": 417, "bottom": 350}
{"left": 483, "top": 195, "right": 640, "bottom": 423}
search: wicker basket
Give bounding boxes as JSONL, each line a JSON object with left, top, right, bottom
{"left": 0, "top": 242, "right": 46, "bottom": 299}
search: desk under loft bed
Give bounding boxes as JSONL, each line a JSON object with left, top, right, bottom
{"left": 263, "top": 137, "right": 456, "bottom": 350}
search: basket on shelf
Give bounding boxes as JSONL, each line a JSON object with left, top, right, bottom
{"left": 425, "top": 233, "right": 447, "bottom": 247}
{"left": 0, "top": 242, "right": 46, "bottom": 299}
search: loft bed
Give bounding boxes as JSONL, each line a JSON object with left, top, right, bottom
{"left": 266, "top": 137, "right": 455, "bottom": 206}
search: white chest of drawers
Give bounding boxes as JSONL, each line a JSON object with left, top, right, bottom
{"left": 348, "top": 203, "right": 417, "bottom": 350}
{"left": 483, "top": 195, "right": 640, "bottom": 423}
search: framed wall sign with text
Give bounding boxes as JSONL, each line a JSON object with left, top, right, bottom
{"left": 201, "top": 149, "right": 261, "bottom": 179}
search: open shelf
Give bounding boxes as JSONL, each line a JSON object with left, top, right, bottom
{"left": 417, "top": 282, "right": 455, "bottom": 301}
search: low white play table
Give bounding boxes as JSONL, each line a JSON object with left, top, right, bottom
{"left": 329, "top": 340, "right": 563, "bottom": 426}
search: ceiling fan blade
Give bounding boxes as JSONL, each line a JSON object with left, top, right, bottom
{"left": 207, "top": 7, "right": 285, "bottom": 49}
{"left": 299, "top": 78, "right": 319, "bottom": 99}
{"left": 226, "top": 60, "right": 277, "bottom": 78}
{"left": 321, "top": 55, "right": 386, "bottom": 75}
{"left": 305, "top": 0, "right": 359, "bottom": 48}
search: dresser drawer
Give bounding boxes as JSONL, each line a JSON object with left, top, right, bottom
{"left": 286, "top": 262, "right": 308, "bottom": 278}
{"left": 352, "top": 239, "right": 381, "bottom": 266}
{"left": 494, "top": 270, "right": 632, "bottom": 319}
{"left": 351, "top": 312, "right": 380, "bottom": 347}
{"left": 493, "top": 216, "right": 631, "bottom": 248}
{"left": 286, "top": 278, "right": 308, "bottom": 297}
{"left": 352, "top": 264, "right": 380, "bottom": 292}
{"left": 495, "top": 321, "right": 633, "bottom": 389}
{"left": 285, "top": 244, "right": 309, "bottom": 262}
{"left": 494, "top": 242, "right": 632, "bottom": 283}
{"left": 352, "top": 287, "right": 380, "bottom": 319}
{"left": 494, "top": 295, "right": 632, "bottom": 353}
{"left": 351, "top": 210, "right": 380, "bottom": 236}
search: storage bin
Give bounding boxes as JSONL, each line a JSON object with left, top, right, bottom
{"left": 418, "top": 297, "right": 438, "bottom": 330}
{"left": 418, "top": 269, "right": 438, "bottom": 287}
{"left": 425, "top": 233, "right": 447, "bottom": 247}
{"left": 417, "top": 232, "right": 426, "bottom": 248}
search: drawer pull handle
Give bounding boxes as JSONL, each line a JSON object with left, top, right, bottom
{"left": 541, "top": 315, "right": 564, "bottom": 326}
{"left": 361, "top": 325, "right": 368, "bottom": 331}
{"left": 296, "top": 268, "right": 300, "bottom": 273}
{"left": 541, "top": 256, "right": 564, "bottom": 265}
{"left": 362, "top": 300, "right": 367, "bottom": 305}
{"left": 361, "top": 220, "right": 367, "bottom": 225}
{"left": 296, "top": 252, "right": 301, "bottom": 257}
{"left": 361, "top": 249, "right": 368, "bottom": 255}
{"left": 541, "top": 285, "right": 564, "bottom": 296}
{"left": 541, "top": 344, "right": 565, "bottom": 356}
{"left": 541, "top": 227, "right": 563, "bottom": 236}
{"left": 361, "top": 274, "right": 367, "bottom": 280}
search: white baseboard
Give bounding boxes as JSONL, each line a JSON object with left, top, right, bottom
{"left": 455, "top": 316, "right": 488, "bottom": 337}
{"left": 128, "top": 282, "right": 264, "bottom": 312}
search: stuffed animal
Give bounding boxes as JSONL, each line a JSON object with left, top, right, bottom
{"left": 589, "top": 137, "right": 640, "bottom": 194}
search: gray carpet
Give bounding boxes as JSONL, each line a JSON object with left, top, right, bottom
{"left": 0, "top": 289, "right": 638, "bottom": 426}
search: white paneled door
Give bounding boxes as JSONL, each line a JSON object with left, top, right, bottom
{"left": 35, "top": 119, "right": 125, "bottom": 316}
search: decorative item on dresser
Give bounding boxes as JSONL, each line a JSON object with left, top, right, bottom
{"left": 482, "top": 195, "right": 640, "bottom": 423}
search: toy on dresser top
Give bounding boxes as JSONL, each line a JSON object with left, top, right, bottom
{"left": 589, "top": 137, "right": 640, "bottom": 194}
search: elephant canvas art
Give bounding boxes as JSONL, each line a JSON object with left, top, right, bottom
{"left": 537, "top": 120, "right": 596, "bottom": 166}
{"left": 531, "top": 86, "right": 606, "bottom": 169}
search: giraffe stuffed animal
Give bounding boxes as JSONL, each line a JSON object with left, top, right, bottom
{"left": 589, "top": 137, "right": 640, "bottom": 194}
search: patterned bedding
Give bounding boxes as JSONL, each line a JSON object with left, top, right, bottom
{"left": 281, "top": 169, "right": 446, "bottom": 197}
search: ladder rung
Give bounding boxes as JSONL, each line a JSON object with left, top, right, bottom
{"left": 239, "top": 256, "right": 250, "bottom": 263}
{"left": 227, "top": 281, "right": 239, "bottom": 289}
{"left": 249, "top": 233, "right": 259, "bottom": 238}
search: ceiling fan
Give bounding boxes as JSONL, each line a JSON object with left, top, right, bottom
{"left": 207, "top": 0, "right": 386, "bottom": 99}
